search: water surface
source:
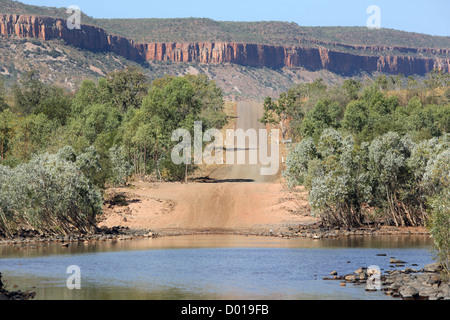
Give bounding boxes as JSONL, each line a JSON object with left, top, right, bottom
{"left": 0, "top": 235, "right": 434, "bottom": 300}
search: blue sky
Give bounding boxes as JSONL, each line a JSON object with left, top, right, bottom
{"left": 20, "top": 0, "right": 450, "bottom": 36}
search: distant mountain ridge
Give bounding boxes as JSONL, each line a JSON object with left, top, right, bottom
{"left": 1, "top": 13, "right": 449, "bottom": 76}
{"left": 0, "top": 0, "right": 449, "bottom": 84}
{"left": 1, "top": 1, "right": 449, "bottom": 49}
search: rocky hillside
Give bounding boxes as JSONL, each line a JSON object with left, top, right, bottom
{"left": 0, "top": 1, "right": 449, "bottom": 99}
{"left": 1, "top": 1, "right": 449, "bottom": 48}
{"left": 1, "top": 14, "right": 449, "bottom": 77}
{"left": 1, "top": 34, "right": 344, "bottom": 99}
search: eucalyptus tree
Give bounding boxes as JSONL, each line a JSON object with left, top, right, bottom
{"left": 11, "top": 113, "right": 55, "bottom": 160}
{"left": 0, "top": 77, "right": 8, "bottom": 112}
{"left": 106, "top": 66, "right": 149, "bottom": 113}
{"left": 260, "top": 93, "right": 293, "bottom": 142}
{"left": 0, "top": 109, "right": 16, "bottom": 161}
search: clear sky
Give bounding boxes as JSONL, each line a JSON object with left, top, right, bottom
{"left": 19, "top": 0, "right": 450, "bottom": 37}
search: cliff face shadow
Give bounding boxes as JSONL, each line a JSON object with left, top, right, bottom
{"left": 222, "top": 147, "right": 258, "bottom": 151}
{"left": 192, "top": 176, "right": 255, "bottom": 183}
{"left": 105, "top": 193, "right": 142, "bottom": 207}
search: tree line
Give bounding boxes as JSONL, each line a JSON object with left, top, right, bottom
{"left": 0, "top": 67, "right": 227, "bottom": 236}
{"left": 263, "top": 70, "right": 449, "bottom": 275}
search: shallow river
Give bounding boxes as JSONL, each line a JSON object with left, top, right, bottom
{"left": 0, "top": 234, "right": 434, "bottom": 300}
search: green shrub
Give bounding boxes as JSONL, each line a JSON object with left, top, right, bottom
{"left": 284, "top": 131, "right": 449, "bottom": 228}
{"left": 282, "top": 137, "right": 316, "bottom": 188}
{"left": 427, "top": 189, "right": 450, "bottom": 277}
{"left": 109, "top": 145, "right": 133, "bottom": 186}
{"left": 285, "top": 129, "right": 371, "bottom": 227}
{"left": 0, "top": 147, "right": 103, "bottom": 236}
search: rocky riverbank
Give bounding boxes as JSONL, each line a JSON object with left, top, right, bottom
{"left": 0, "top": 223, "right": 431, "bottom": 246}
{"left": 324, "top": 262, "right": 450, "bottom": 300}
{"left": 0, "top": 226, "right": 157, "bottom": 246}
{"left": 0, "top": 273, "right": 36, "bottom": 300}
{"left": 283, "top": 223, "right": 429, "bottom": 239}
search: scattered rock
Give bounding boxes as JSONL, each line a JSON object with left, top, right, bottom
{"left": 423, "top": 263, "right": 442, "bottom": 273}
{"left": 388, "top": 283, "right": 402, "bottom": 291}
{"left": 345, "top": 274, "right": 357, "bottom": 282}
{"left": 390, "top": 258, "right": 406, "bottom": 264}
{"left": 358, "top": 273, "right": 368, "bottom": 281}
{"left": 354, "top": 267, "right": 367, "bottom": 274}
{"left": 330, "top": 271, "right": 338, "bottom": 276}
{"left": 404, "top": 267, "right": 415, "bottom": 274}
{"left": 426, "top": 274, "right": 441, "bottom": 285}
{"left": 439, "top": 283, "right": 450, "bottom": 294}
{"left": 399, "top": 286, "right": 419, "bottom": 299}
{"left": 419, "top": 287, "right": 439, "bottom": 298}
{"left": 326, "top": 262, "right": 450, "bottom": 300}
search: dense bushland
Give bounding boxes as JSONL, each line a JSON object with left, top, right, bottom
{"left": 284, "top": 130, "right": 448, "bottom": 228}
{"left": 273, "top": 70, "right": 449, "bottom": 273}
{"left": 0, "top": 67, "right": 227, "bottom": 235}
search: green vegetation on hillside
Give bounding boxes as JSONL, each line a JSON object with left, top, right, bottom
{"left": 0, "top": 0, "right": 98, "bottom": 25}
{"left": 0, "top": 67, "right": 227, "bottom": 236}
{"left": 94, "top": 19, "right": 450, "bottom": 50}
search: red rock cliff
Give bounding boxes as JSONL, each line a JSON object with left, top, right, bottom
{"left": 1, "top": 14, "right": 449, "bottom": 76}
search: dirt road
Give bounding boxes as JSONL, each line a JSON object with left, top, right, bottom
{"left": 208, "top": 100, "right": 278, "bottom": 183}
{"left": 100, "top": 101, "right": 315, "bottom": 234}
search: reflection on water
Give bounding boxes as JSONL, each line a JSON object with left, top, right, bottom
{"left": 0, "top": 235, "right": 434, "bottom": 300}
{"left": 0, "top": 234, "right": 434, "bottom": 258}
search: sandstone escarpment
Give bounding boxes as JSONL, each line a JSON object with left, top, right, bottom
{"left": 1, "top": 14, "right": 449, "bottom": 76}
